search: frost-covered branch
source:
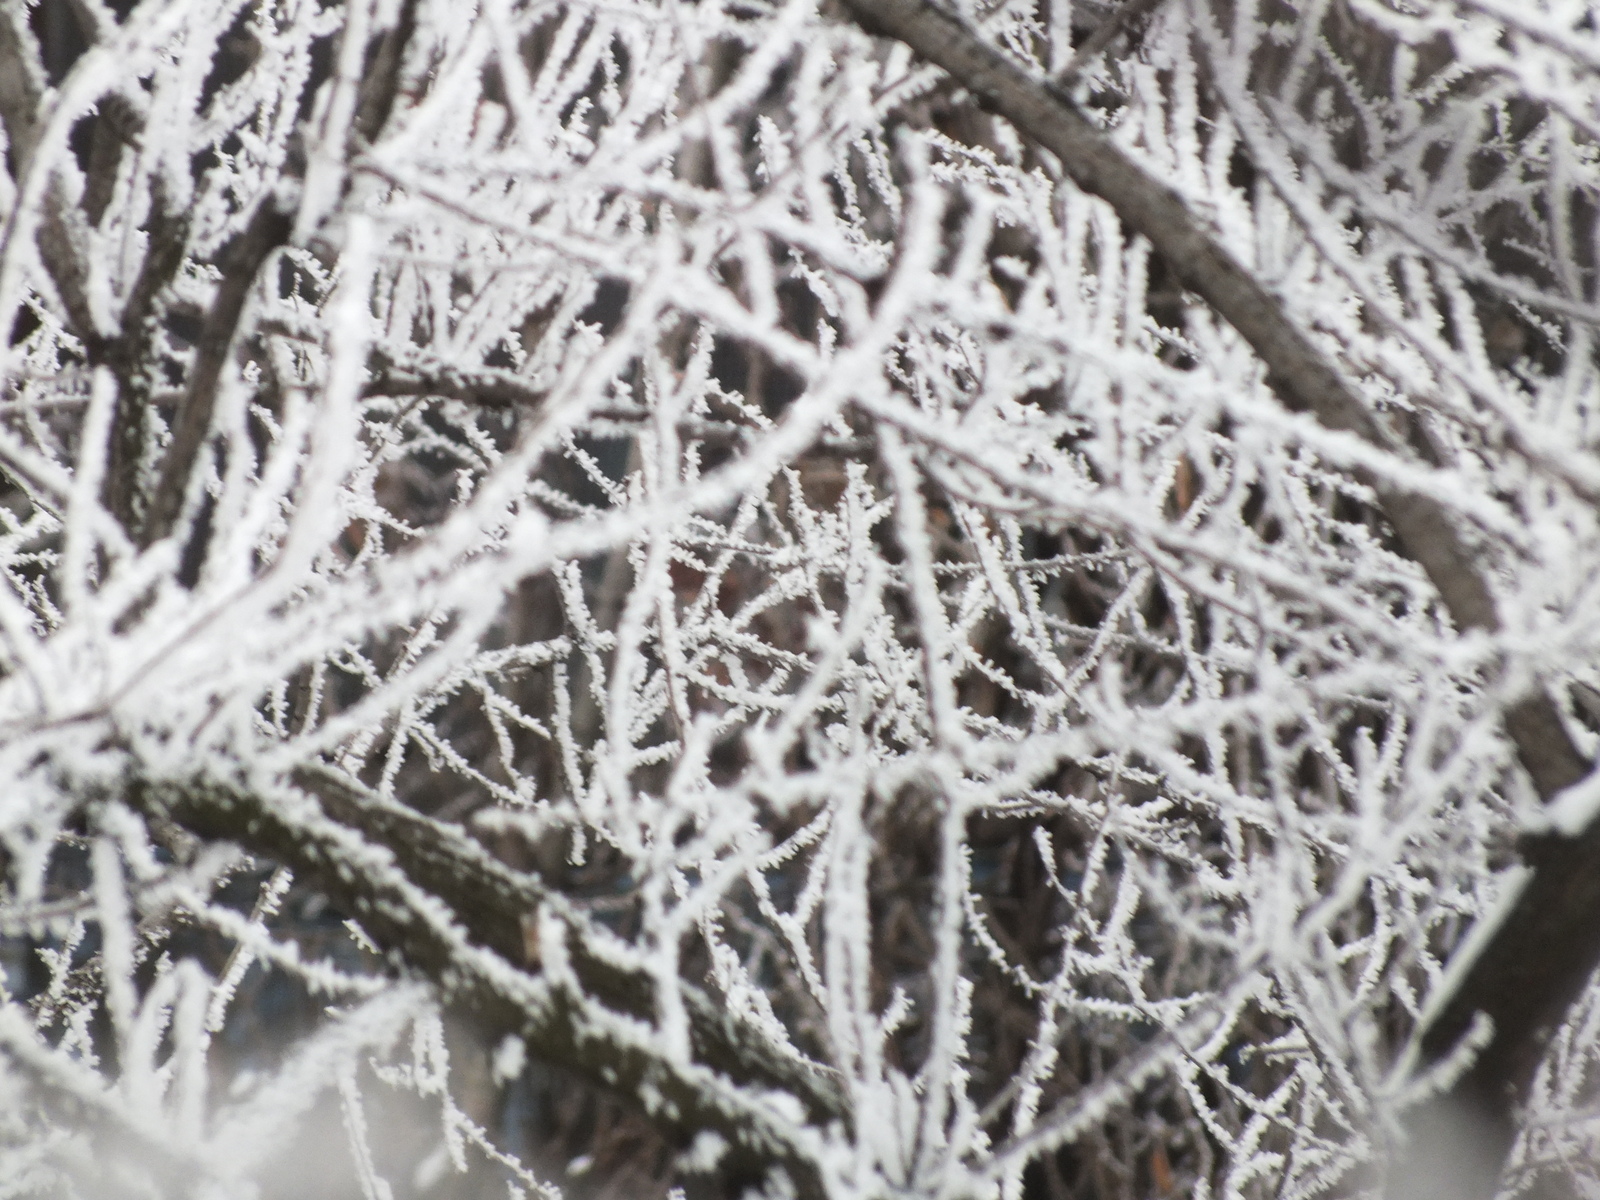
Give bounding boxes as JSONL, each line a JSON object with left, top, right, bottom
{"left": 4, "top": 0, "right": 1600, "bottom": 1197}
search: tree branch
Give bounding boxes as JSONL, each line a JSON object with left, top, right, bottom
{"left": 831, "top": 0, "right": 1596, "bottom": 1192}
{"left": 133, "top": 765, "right": 841, "bottom": 1199}
{"left": 364, "top": 344, "right": 550, "bottom": 409}
{"left": 138, "top": 0, "right": 420, "bottom": 556}
{"left": 136, "top": 199, "right": 291, "bottom": 548}
{"left": 0, "top": 4, "right": 105, "bottom": 348}
{"left": 291, "top": 763, "right": 851, "bottom": 1130}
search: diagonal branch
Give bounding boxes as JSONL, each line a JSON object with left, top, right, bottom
{"left": 0, "top": 3, "right": 104, "bottom": 347}
{"left": 290, "top": 763, "right": 851, "bottom": 1129}
{"left": 135, "top": 200, "right": 292, "bottom": 548}
{"left": 136, "top": 0, "right": 419, "bottom": 556}
{"left": 832, "top": 0, "right": 1597, "bottom": 1192}
{"left": 132, "top": 764, "right": 843, "bottom": 1198}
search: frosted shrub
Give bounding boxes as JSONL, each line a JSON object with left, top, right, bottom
{"left": 1, "top": 0, "right": 1599, "bottom": 1197}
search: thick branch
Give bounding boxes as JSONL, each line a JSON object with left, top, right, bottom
{"left": 832, "top": 0, "right": 1595, "bottom": 1191}
{"left": 133, "top": 767, "right": 839, "bottom": 1198}
{"left": 0, "top": 6, "right": 45, "bottom": 167}
{"left": 291, "top": 764, "right": 850, "bottom": 1129}
{"left": 138, "top": 0, "right": 419, "bottom": 554}
{"left": 0, "top": 5, "right": 104, "bottom": 347}
{"left": 136, "top": 200, "right": 291, "bottom": 548}
{"left": 97, "top": 194, "right": 191, "bottom": 532}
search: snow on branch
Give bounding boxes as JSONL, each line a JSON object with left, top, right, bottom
{"left": 1, "top": 0, "right": 1600, "bottom": 1197}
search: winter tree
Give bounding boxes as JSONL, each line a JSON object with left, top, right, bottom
{"left": 2, "top": 0, "right": 1600, "bottom": 1197}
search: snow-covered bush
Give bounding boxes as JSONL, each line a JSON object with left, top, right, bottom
{"left": 2, "top": 0, "right": 1600, "bottom": 1197}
